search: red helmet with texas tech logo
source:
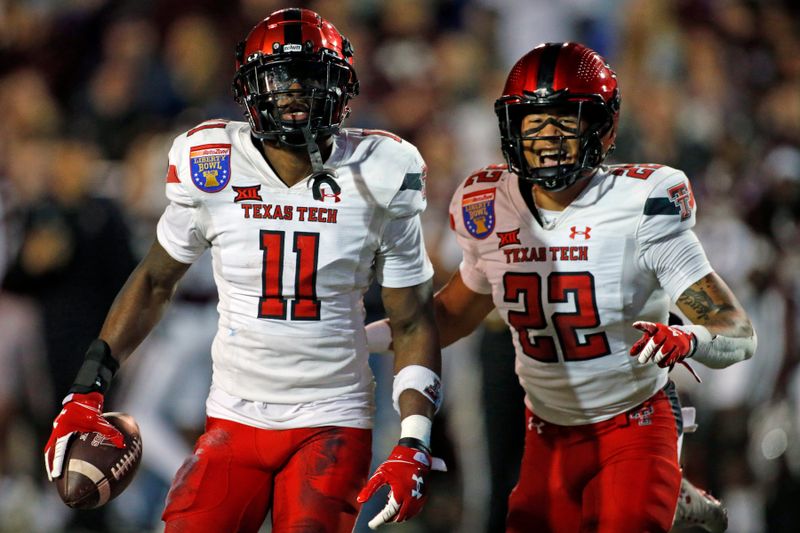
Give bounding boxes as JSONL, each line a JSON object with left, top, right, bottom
{"left": 232, "top": 8, "right": 359, "bottom": 146}
{"left": 495, "top": 42, "right": 621, "bottom": 191}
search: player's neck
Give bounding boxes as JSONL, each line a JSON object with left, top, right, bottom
{"left": 533, "top": 178, "right": 591, "bottom": 211}
{"left": 259, "top": 137, "right": 333, "bottom": 187}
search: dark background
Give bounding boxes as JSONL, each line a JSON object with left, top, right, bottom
{"left": 0, "top": 1, "right": 798, "bottom": 532}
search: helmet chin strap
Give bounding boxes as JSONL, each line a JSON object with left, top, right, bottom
{"left": 301, "top": 125, "right": 341, "bottom": 200}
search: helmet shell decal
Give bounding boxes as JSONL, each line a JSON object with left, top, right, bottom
{"left": 190, "top": 144, "right": 231, "bottom": 193}
{"left": 462, "top": 189, "right": 496, "bottom": 239}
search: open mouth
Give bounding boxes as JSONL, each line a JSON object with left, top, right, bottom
{"left": 278, "top": 102, "right": 311, "bottom": 123}
{"left": 281, "top": 110, "right": 310, "bottom": 123}
{"left": 537, "top": 149, "right": 573, "bottom": 167}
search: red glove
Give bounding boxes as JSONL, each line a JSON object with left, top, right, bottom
{"left": 357, "top": 442, "right": 445, "bottom": 529}
{"left": 44, "top": 392, "right": 125, "bottom": 481}
{"left": 630, "top": 321, "right": 696, "bottom": 368}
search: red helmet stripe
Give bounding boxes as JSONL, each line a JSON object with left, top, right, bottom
{"left": 536, "top": 43, "right": 561, "bottom": 92}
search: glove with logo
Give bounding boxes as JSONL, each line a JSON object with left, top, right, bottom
{"left": 357, "top": 439, "right": 446, "bottom": 529}
{"left": 44, "top": 391, "right": 125, "bottom": 481}
{"left": 630, "top": 321, "right": 696, "bottom": 368}
{"left": 44, "top": 339, "right": 124, "bottom": 481}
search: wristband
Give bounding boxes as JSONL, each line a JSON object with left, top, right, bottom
{"left": 392, "top": 365, "right": 443, "bottom": 414}
{"left": 69, "top": 339, "right": 119, "bottom": 394}
{"left": 400, "top": 414, "right": 432, "bottom": 449}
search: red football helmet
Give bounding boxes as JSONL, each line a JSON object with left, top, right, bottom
{"left": 232, "top": 8, "right": 359, "bottom": 146}
{"left": 495, "top": 42, "right": 620, "bottom": 191}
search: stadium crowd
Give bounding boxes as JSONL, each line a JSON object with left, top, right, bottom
{"left": 0, "top": 0, "right": 798, "bottom": 532}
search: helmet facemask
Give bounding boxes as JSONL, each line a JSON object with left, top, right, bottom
{"left": 233, "top": 53, "right": 357, "bottom": 147}
{"left": 497, "top": 96, "right": 616, "bottom": 192}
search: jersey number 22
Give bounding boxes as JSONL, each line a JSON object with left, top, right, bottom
{"left": 503, "top": 271, "right": 610, "bottom": 362}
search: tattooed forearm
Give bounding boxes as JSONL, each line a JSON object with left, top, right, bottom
{"left": 676, "top": 272, "right": 752, "bottom": 336}
{"left": 677, "top": 287, "right": 734, "bottom": 322}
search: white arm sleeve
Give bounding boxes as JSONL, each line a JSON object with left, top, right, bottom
{"left": 639, "top": 229, "right": 714, "bottom": 303}
{"left": 674, "top": 324, "right": 757, "bottom": 368}
{"left": 375, "top": 214, "right": 434, "bottom": 288}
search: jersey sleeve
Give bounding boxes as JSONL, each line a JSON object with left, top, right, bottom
{"left": 636, "top": 169, "right": 697, "bottom": 244}
{"left": 639, "top": 229, "right": 713, "bottom": 302}
{"left": 448, "top": 183, "right": 492, "bottom": 295}
{"left": 155, "top": 135, "right": 209, "bottom": 264}
{"left": 374, "top": 214, "right": 434, "bottom": 288}
{"left": 385, "top": 144, "right": 427, "bottom": 219}
{"left": 636, "top": 170, "right": 713, "bottom": 301}
{"left": 457, "top": 244, "right": 492, "bottom": 294}
{"left": 374, "top": 142, "right": 433, "bottom": 287}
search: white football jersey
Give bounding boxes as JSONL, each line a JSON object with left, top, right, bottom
{"left": 156, "top": 120, "right": 433, "bottom": 414}
{"left": 449, "top": 163, "right": 713, "bottom": 425}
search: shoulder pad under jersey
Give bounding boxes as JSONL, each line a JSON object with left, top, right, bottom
{"left": 341, "top": 128, "right": 428, "bottom": 219}
{"left": 164, "top": 120, "right": 238, "bottom": 204}
{"left": 448, "top": 163, "right": 511, "bottom": 240}
{"left": 606, "top": 164, "right": 699, "bottom": 244}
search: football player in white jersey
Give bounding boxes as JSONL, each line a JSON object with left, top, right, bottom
{"left": 367, "top": 42, "right": 754, "bottom": 532}
{"left": 43, "top": 9, "right": 443, "bottom": 532}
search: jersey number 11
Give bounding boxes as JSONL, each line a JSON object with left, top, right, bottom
{"left": 259, "top": 230, "right": 321, "bottom": 320}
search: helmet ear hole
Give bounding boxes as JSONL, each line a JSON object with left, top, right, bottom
{"left": 342, "top": 38, "right": 355, "bottom": 58}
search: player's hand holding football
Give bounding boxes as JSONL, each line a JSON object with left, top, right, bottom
{"left": 357, "top": 439, "right": 445, "bottom": 529}
{"left": 44, "top": 391, "right": 125, "bottom": 481}
{"left": 630, "top": 321, "right": 696, "bottom": 368}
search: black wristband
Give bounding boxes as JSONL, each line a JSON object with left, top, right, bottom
{"left": 69, "top": 339, "right": 119, "bottom": 394}
{"left": 398, "top": 437, "right": 431, "bottom": 456}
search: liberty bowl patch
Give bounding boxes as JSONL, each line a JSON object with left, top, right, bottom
{"left": 190, "top": 144, "right": 231, "bottom": 193}
{"left": 462, "top": 188, "right": 496, "bottom": 239}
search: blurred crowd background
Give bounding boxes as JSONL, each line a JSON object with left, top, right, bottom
{"left": 0, "top": 0, "right": 799, "bottom": 532}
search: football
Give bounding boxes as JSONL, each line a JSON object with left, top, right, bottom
{"left": 55, "top": 412, "right": 143, "bottom": 509}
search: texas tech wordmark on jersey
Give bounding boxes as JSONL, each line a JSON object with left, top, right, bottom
{"left": 449, "top": 163, "right": 711, "bottom": 425}
{"left": 157, "top": 120, "right": 432, "bottom": 412}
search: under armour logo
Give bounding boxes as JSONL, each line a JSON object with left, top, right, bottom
{"left": 527, "top": 416, "right": 545, "bottom": 434}
{"left": 411, "top": 474, "right": 424, "bottom": 499}
{"left": 569, "top": 226, "right": 591, "bottom": 240}
{"left": 310, "top": 171, "right": 341, "bottom": 202}
{"left": 318, "top": 190, "right": 341, "bottom": 203}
